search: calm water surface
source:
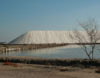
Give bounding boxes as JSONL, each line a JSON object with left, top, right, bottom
{"left": 0, "top": 45, "right": 100, "bottom": 59}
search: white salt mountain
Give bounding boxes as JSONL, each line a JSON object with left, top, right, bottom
{"left": 9, "top": 31, "right": 100, "bottom": 44}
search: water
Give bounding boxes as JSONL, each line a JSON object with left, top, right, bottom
{"left": 0, "top": 45, "right": 100, "bottom": 59}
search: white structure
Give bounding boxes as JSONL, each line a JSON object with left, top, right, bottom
{"left": 9, "top": 31, "right": 100, "bottom": 44}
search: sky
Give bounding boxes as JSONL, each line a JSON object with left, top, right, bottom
{"left": 0, "top": 0, "right": 100, "bottom": 42}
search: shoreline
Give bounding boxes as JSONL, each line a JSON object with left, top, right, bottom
{"left": 0, "top": 43, "right": 68, "bottom": 52}
{"left": 0, "top": 48, "right": 100, "bottom": 78}
{"left": 0, "top": 43, "right": 100, "bottom": 52}
{"left": 0, "top": 57, "right": 99, "bottom": 78}
{"left": 0, "top": 56, "right": 100, "bottom": 67}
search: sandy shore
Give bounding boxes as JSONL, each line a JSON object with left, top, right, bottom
{"left": 0, "top": 63, "right": 99, "bottom": 78}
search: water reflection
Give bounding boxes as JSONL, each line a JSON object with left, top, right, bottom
{"left": 0, "top": 45, "right": 100, "bottom": 59}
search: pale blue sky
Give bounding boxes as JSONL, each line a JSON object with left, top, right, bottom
{"left": 0, "top": 0, "right": 100, "bottom": 42}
